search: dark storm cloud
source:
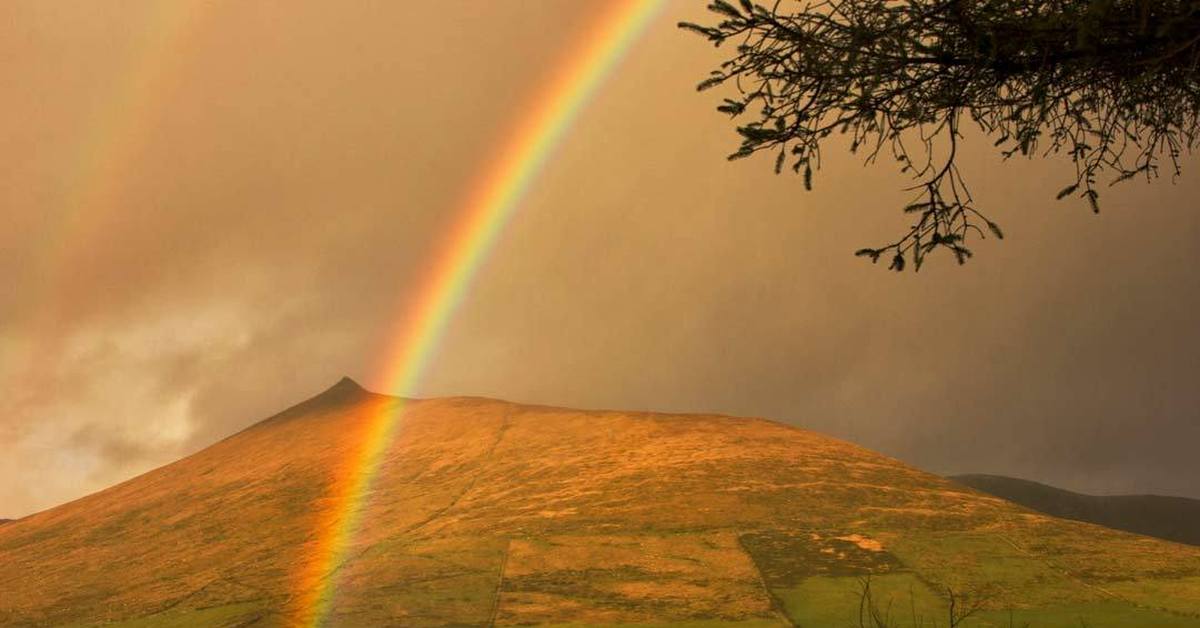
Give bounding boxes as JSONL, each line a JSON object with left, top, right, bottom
{"left": 2, "top": 1, "right": 1198, "bottom": 518}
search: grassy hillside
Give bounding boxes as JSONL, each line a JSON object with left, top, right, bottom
{"left": 2, "top": 379, "right": 1198, "bottom": 626}
{"left": 950, "top": 474, "right": 1200, "bottom": 547}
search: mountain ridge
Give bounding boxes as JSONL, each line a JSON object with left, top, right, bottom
{"left": 951, "top": 473, "right": 1200, "bottom": 547}
{"left": 2, "top": 381, "right": 1198, "bottom": 626}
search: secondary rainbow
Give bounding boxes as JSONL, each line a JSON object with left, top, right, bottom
{"left": 291, "top": 1, "right": 666, "bottom": 624}
{"left": 13, "top": 3, "right": 211, "bottom": 383}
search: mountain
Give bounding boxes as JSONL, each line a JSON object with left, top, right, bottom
{"left": 951, "top": 473, "right": 1200, "bottom": 547}
{"left": 2, "top": 379, "right": 1198, "bottom": 627}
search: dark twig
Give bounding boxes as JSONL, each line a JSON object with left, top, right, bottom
{"left": 683, "top": 0, "right": 1200, "bottom": 270}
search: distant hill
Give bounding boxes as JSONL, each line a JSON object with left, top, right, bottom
{"left": 952, "top": 473, "right": 1200, "bottom": 547}
{"left": 2, "top": 379, "right": 1199, "bottom": 626}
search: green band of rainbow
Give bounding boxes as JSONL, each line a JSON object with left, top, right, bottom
{"left": 291, "top": 2, "right": 665, "bottom": 624}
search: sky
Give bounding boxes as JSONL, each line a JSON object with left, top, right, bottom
{"left": 3, "top": 1, "right": 1199, "bottom": 519}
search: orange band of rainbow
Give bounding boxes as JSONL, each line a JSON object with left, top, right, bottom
{"left": 291, "top": 2, "right": 665, "bottom": 624}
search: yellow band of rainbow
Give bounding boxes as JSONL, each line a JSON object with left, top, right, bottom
{"left": 291, "top": 2, "right": 665, "bottom": 624}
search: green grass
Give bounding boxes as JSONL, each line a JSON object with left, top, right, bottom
{"left": 1102, "top": 576, "right": 1200, "bottom": 615}
{"left": 775, "top": 573, "right": 946, "bottom": 627}
{"left": 883, "top": 531, "right": 1094, "bottom": 607}
{"left": 769, "top": 574, "right": 1198, "bottom": 628}
{"left": 539, "top": 621, "right": 785, "bottom": 628}
{"left": 973, "top": 602, "right": 1200, "bottom": 627}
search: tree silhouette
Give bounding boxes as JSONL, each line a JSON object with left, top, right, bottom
{"left": 682, "top": 0, "right": 1200, "bottom": 270}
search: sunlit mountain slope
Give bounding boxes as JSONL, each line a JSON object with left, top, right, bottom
{"left": 2, "top": 379, "right": 1198, "bottom": 626}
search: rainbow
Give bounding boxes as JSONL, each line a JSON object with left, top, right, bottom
{"left": 290, "top": 1, "right": 666, "bottom": 624}
{"left": 14, "top": 3, "right": 211, "bottom": 381}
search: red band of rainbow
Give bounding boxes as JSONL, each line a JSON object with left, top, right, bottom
{"left": 290, "top": 2, "right": 665, "bottom": 624}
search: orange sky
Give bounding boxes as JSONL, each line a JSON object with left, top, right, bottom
{"left": 3, "top": 0, "right": 1200, "bottom": 518}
